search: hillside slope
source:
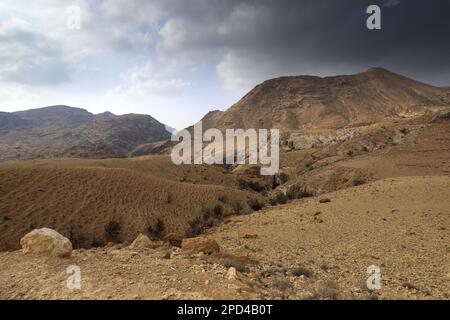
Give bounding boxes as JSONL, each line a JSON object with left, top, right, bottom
{"left": 0, "top": 106, "right": 171, "bottom": 161}
{"left": 0, "top": 156, "right": 264, "bottom": 251}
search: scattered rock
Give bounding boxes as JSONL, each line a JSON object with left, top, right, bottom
{"left": 163, "top": 233, "right": 184, "bottom": 248}
{"left": 181, "top": 237, "right": 220, "bottom": 255}
{"left": 129, "top": 233, "right": 152, "bottom": 249}
{"left": 20, "top": 228, "right": 72, "bottom": 258}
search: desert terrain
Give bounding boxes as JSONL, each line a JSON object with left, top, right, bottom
{"left": 0, "top": 68, "right": 449, "bottom": 300}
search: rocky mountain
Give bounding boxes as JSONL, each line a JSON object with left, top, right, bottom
{"left": 0, "top": 106, "right": 171, "bottom": 161}
{"left": 199, "top": 68, "right": 450, "bottom": 132}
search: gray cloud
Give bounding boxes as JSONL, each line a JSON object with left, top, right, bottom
{"left": 1, "top": 0, "right": 450, "bottom": 91}
{"left": 0, "top": 22, "right": 70, "bottom": 85}
{"left": 153, "top": 0, "right": 450, "bottom": 89}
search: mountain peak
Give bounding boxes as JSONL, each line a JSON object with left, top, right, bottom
{"left": 200, "top": 68, "right": 450, "bottom": 131}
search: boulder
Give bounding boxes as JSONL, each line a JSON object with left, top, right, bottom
{"left": 20, "top": 228, "right": 72, "bottom": 258}
{"left": 163, "top": 233, "right": 184, "bottom": 247}
{"left": 129, "top": 233, "right": 152, "bottom": 249}
{"left": 181, "top": 237, "right": 220, "bottom": 255}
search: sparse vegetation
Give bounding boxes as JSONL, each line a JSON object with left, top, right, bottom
{"left": 248, "top": 198, "right": 264, "bottom": 211}
{"left": 352, "top": 177, "right": 366, "bottom": 186}
{"left": 186, "top": 217, "right": 204, "bottom": 237}
{"left": 213, "top": 204, "right": 224, "bottom": 218}
{"left": 233, "top": 200, "right": 244, "bottom": 214}
{"left": 147, "top": 218, "right": 166, "bottom": 239}
{"left": 68, "top": 227, "right": 87, "bottom": 249}
{"left": 286, "top": 185, "right": 314, "bottom": 200}
{"left": 278, "top": 172, "right": 289, "bottom": 184}
{"left": 91, "top": 238, "right": 104, "bottom": 248}
{"left": 270, "top": 192, "right": 288, "bottom": 205}
{"left": 313, "top": 280, "right": 340, "bottom": 300}
{"left": 238, "top": 178, "right": 265, "bottom": 192}
{"left": 292, "top": 266, "right": 314, "bottom": 278}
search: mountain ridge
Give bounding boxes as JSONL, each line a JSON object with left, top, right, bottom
{"left": 0, "top": 106, "right": 171, "bottom": 161}
{"left": 198, "top": 67, "right": 450, "bottom": 132}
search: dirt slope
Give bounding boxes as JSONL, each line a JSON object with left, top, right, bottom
{"left": 0, "top": 156, "right": 263, "bottom": 251}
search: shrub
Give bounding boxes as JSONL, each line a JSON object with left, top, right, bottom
{"left": 104, "top": 220, "right": 121, "bottom": 241}
{"left": 200, "top": 207, "right": 212, "bottom": 220}
{"left": 68, "top": 227, "right": 87, "bottom": 249}
{"left": 352, "top": 177, "right": 366, "bottom": 186}
{"left": 248, "top": 198, "right": 264, "bottom": 211}
{"left": 292, "top": 266, "right": 314, "bottom": 278}
{"left": 271, "top": 192, "right": 288, "bottom": 205}
{"left": 213, "top": 204, "right": 224, "bottom": 218}
{"left": 233, "top": 201, "right": 244, "bottom": 214}
{"left": 147, "top": 218, "right": 166, "bottom": 239}
{"left": 314, "top": 281, "right": 340, "bottom": 300}
{"left": 238, "top": 178, "right": 265, "bottom": 192}
{"left": 218, "top": 195, "right": 228, "bottom": 203}
{"left": 186, "top": 217, "right": 203, "bottom": 237}
{"left": 91, "top": 239, "right": 104, "bottom": 248}
{"left": 278, "top": 172, "right": 289, "bottom": 184}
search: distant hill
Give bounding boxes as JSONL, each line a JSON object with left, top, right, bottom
{"left": 0, "top": 106, "right": 171, "bottom": 161}
{"left": 198, "top": 68, "right": 450, "bottom": 132}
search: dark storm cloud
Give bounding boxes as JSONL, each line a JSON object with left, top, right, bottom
{"left": 157, "top": 0, "right": 450, "bottom": 87}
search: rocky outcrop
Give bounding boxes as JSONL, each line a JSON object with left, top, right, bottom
{"left": 181, "top": 237, "right": 220, "bottom": 255}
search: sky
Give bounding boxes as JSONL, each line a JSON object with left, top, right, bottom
{"left": 0, "top": 0, "right": 450, "bottom": 129}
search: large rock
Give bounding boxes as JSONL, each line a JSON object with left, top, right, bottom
{"left": 181, "top": 237, "right": 220, "bottom": 255}
{"left": 129, "top": 233, "right": 152, "bottom": 249}
{"left": 20, "top": 228, "right": 72, "bottom": 258}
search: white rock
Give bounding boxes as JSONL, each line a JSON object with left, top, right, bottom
{"left": 227, "top": 267, "right": 237, "bottom": 281}
{"left": 20, "top": 228, "right": 72, "bottom": 258}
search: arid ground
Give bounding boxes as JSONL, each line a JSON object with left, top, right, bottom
{"left": 0, "top": 69, "right": 449, "bottom": 300}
